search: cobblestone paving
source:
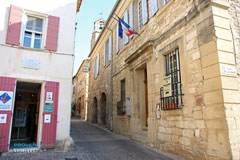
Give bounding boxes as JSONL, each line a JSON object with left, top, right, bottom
{"left": 0, "top": 120, "right": 184, "bottom": 160}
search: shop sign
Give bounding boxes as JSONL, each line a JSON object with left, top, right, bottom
{"left": 0, "top": 91, "right": 13, "bottom": 111}
{"left": 0, "top": 114, "right": 7, "bottom": 124}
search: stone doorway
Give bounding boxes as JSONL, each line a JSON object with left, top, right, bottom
{"left": 100, "top": 93, "right": 107, "bottom": 125}
{"left": 92, "top": 97, "right": 98, "bottom": 123}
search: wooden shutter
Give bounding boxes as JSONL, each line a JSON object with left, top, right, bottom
{"left": 0, "top": 77, "right": 16, "bottom": 153}
{"left": 6, "top": 5, "right": 23, "bottom": 45}
{"left": 109, "top": 34, "right": 112, "bottom": 61}
{"left": 129, "top": 2, "right": 134, "bottom": 39}
{"left": 142, "top": 0, "right": 148, "bottom": 25}
{"left": 41, "top": 81, "right": 59, "bottom": 149}
{"left": 116, "top": 25, "right": 119, "bottom": 53}
{"left": 150, "top": 0, "right": 158, "bottom": 17}
{"left": 45, "top": 16, "right": 60, "bottom": 52}
{"left": 124, "top": 10, "right": 129, "bottom": 45}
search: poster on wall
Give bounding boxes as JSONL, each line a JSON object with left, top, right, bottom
{"left": 0, "top": 114, "right": 7, "bottom": 124}
{"left": 46, "top": 92, "right": 53, "bottom": 101}
{"left": 14, "top": 109, "right": 27, "bottom": 127}
{"left": 0, "top": 91, "right": 13, "bottom": 111}
{"left": 44, "top": 114, "right": 51, "bottom": 123}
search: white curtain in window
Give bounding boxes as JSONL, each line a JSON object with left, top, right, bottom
{"left": 150, "top": 0, "right": 158, "bottom": 17}
{"left": 109, "top": 34, "right": 112, "bottom": 61}
{"left": 129, "top": 2, "right": 134, "bottom": 39}
{"left": 124, "top": 10, "right": 129, "bottom": 45}
{"left": 116, "top": 25, "right": 119, "bottom": 53}
{"left": 94, "top": 57, "right": 97, "bottom": 78}
{"left": 142, "top": 0, "right": 148, "bottom": 25}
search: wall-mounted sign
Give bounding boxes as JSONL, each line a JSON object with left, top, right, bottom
{"left": 0, "top": 91, "right": 13, "bottom": 111}
{"left": 0, "top": 114, "right": 7, "bottom": 124}
{"left": 14, "top": 109, "right": 27, "bottom": 127}
{"left": 163, "top": 75, "right": 172, "bottom": 97}
{"left": 222, "top": 66, "right": 237, "bottom": 76}
{"left": 45, "top": 100, "right": 53, "bottom": 112}
{"left": 22, "top": 58, "right": 40, "bottom": 69}
{"left": 126, "top": 98, "right": 131, "bottom": 116}
{"left": 46, "top": 92, "right": 53, "bottom": 101}
{"left": 156, "top": 104, "right": 160, "bottom": 119}
{"left": 44, "top": 114, "right": 51, "bottom": 123}
{"left": 82, "top": 66, "right": 89, "bottom": 72}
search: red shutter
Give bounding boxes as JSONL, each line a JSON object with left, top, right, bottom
{"left": 6, "top": 5, "right": 23, "bottom": 45}
{"left": 45, "top": 16, "right": 60, "bottom": 52}
{"left": 41, "top": 81, "right": 59, "bottom": 149}
{"left": 0, "top": 77, "right": 16, "bottom": 152}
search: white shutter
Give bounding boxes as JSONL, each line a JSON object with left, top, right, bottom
{"left": 124, "top": 10, "right": 129, "bottom": 45}
{"left": 116, "top": 25, "right": 119, "bottom": 53}
{"left": 104, "top": 43, "right": 106, "bottom": 66}
{"left": 129, "top": 2, "right": 134, "bottom": 39}
{"left": 97, "top": 53, "right": 100, "bottom": 75}
{"left": 150, "top": 0, "right": 158, "bottom": 17}
{"left": 109, "top": 34, "right": 112, "bottom": 61}
{"left": 142, "top": 0, "right": 148, "bottom": 25}
{"left": 94, "top": 57, "right": 97, "bottom": 78}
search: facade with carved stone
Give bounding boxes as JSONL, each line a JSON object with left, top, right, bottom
{"left": 87, "top": 0, "right": 240, "bottom": 159}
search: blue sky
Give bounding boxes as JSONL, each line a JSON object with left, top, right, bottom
{"left": 73, "top": 0, "right": 117, "bottom": 75}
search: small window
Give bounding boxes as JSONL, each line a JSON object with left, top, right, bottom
{"left": 160, "top": 48, "right": 183, "bottom": 110}
{"left": 23, "top": 16, "right": 43, "bottom": 49}
{"left": 117, "top": 79, "right": 126, "bottom": 115}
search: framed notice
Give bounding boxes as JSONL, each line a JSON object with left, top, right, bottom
{"left": 0, "top": 91, "right": 13, "bottom": 111}
{"left": 163, "top": 75, "right": 172, "bottom": 97}
{"left": 0, "top": 114, "right": 7, "bottom": 124}
{"left": 15, "top": 109, "right": 27, "bottom": 127}
{"left": 44, "top": 114, "right": 51, "bottom": 123}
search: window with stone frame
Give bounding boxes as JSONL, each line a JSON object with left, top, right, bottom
{"left": 160, "top": 48, "right": 183, "bottom": 110}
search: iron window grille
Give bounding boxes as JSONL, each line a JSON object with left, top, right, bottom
{"left": 160, "top": 48, "right": 183, "bottom": 110}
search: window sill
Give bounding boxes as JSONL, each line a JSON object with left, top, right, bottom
{"left": 18, "top": 46, "right": 46, "bottom": 52}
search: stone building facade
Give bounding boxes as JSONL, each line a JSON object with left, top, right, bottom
{"left": 87, "top": 0, "right": 240, "bottom": 159}
{"left": 72, "top": 59, "right": 90, "bottom": 120}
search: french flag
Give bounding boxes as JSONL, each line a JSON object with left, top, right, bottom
{"left": 117, "top": 17, "right": 138, "bottom": 39}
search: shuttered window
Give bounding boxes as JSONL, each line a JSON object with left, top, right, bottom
{"left": 116, "top": 25, "right": 119, "bottom": 53}
{"left": 129, "top": 2, "right": 134, "bottom": 39}
{"left": 124, "top": 10, "right": 129, "bottom": 45}
{"left": 94, "top": 53, "right": 100, "bottom": 78}
{"left": 150, "top": 0, "right": 158, "bottom": 17}
{"left": 142, "top": 0, "right": 148, "bottom": 25}
{"left": 109, "top": 34, "right": 112, "bottom": 61}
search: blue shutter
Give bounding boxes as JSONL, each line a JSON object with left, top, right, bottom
{"left": 109, "top": 34, "right": 112, "bottom": 61}
{"left": 150, "top": 0, "right": 158, "bottom": 17}
{"left": 129, "top": 2, "right": 134, "bottom": 39}
{"left": 142, "top": 0, "right": 148, "bottom": 25}
{"left": 104, "top": 43, "right": 106, "bottom": 66}
{"left": 124, "top": 10, "right": 129, "bottom": 45}
{"left": 116, "top": 25, "right": 119, "bottom": 53}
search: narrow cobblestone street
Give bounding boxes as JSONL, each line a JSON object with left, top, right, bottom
{"left": 0, "top": 119, "right": 185, "bottom": 160}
